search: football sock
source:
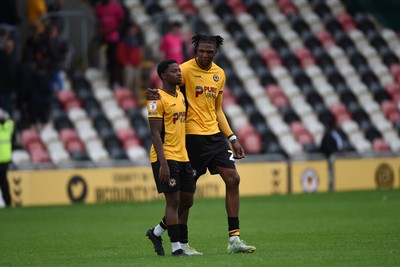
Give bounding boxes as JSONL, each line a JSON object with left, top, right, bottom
{"left": 228, "top": 217, "right": 240, "bottom": 240}
{"left": 154, "top": 217, "right": 167, "bottom": 236}
{"left": 179, "top": 224, "right": 188, "bottom": 244}
{"left": 171, "top": 242, "right": 181, "bottom": 253}
{"left": 167, "top": 224, "right": 181, "bottom": 252}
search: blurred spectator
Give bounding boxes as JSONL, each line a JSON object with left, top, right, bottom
{"left": 20, "top": 23, "right": 69, "bottom": 130}
{"left": 47, "top": 0, "right": 66, "bottom": 33}
{"left": 0, "top": 108, "right": 13, "bottom": 207}
{"left": 17, "top": 24, "right": 43, "bottom": 129}
{"left": 16, "top": 51, "right": 35, "bottom": 129}
{"left": 45, "top": 23, "right": 70, "bottom": 92}
{"left": 117, "top": 22, "right": 144, "bottom": 98}
{"left": 94, "top": 0, "right": 126, "bottom": 88}
{"left": 160, "top": 21, "right": 186, "bottom": 64}
{"left": 0, "top": 0, "right": 21, "bottom": 61}
{"left": 0, "top": 27, "right": 17, "bottom": 116}
{"left": 320, "top": 113, "right": 345, "bottom": 158}
{"left": 26, "top": 0, "right": 48, "bottom": 34}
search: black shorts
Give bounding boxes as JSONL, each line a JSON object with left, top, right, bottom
{"left": 151, "top": 160, "right": 196, "bottom": 193}
{"left": 186, "top": 132, "right": 236, "bottom": 181}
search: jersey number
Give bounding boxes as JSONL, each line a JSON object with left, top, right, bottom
{"left": 228, "top": 150, "right": 234, "bottom": 161}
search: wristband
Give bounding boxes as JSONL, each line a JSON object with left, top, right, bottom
{"left": 228, "top": 134, "right": 237, "bottom": 142}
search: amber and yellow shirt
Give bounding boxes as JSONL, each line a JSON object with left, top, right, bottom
{"left": 147, "top": 89, "right": 189, "bottom": 163}
{"left": 180, "top": 58, "right": 226, "bottom": 135}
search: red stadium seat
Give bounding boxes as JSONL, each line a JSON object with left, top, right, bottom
{"left": 385, "top": 83, "right": 400, "bottom": 97}
{"left": 389, "top": 64, "right": 400, "bottom": 82}
{"left": 58, "top": 90, "right": 80, "bottom": 110}
{"left": 261, "top": 48, "right": 283, "bottom": 68}
{"left": 30, "top": 149, "right": 51, "bottom": 163}
{"left": 272, "top": 95, "right": 289, "bottom": 108}
{"left": 120, "top": 98, "right": 138, "bottom": 111}
{"left": 237, "top": 124, "right": 256, "bottom": 140}
{"left": 372, "top": 139, "right": 391, "bottom": 152}
{"left": 122, "top": 138, "right": 141, "bottom": 149}
{"left": 60, "top": 128, "right": 79, "bottom": 144}
{"left": 297, "top": 132, "right": 314, "bottom": 145}
{"left": 387, "top": 111, "right": 400, "bottom": 123}
{"left": 21, "top": 129, "right": 41, "bottom": 147}
{"left": 242, "top": 133, "right": 262, "bottom": 154}
{"left": 290, "top": 122, "right": 307, "bottom": 137}
{"left": 113, "top": 87, "right": 133, "bottom": 102}
{"left": 26, "top": 141, "right": 46, "bottom": 154}
{"left": 337, "top": 12, "right": 356, "bottom": 32}
{"left": 116, "top": 128, "right": 137, "bottom": 141}
{"left": 266, "top": 85, "right": 284, "bottom": 99}
{"left": 295, "top": 47, "right": 316, "bottom": 67}
{"left": 65, "top": 139, "right": 85, "bottom": 153}
{"left": 277, "top": 0, "right": 298, "bottom": 15}
{"left": 329, "top": 103, "right": 347, "bottom": 116}
{"left": 316, "top": 30, "right": 336, "bottom": 48}
{"left": 64, "top": 99, "right": 82, "bottom": 111}
{"left": 381, "top": 100, "right": 397, "bottom": 116}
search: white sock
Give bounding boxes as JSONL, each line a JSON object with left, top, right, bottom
{"left": 171, "top": 242, "right": 182, "bottom": 252}
{"left": 153, "top": 224, "right": 166, "bottom": 236}
{"left": 229, "top": 236, "right": 239, "bottom": 242}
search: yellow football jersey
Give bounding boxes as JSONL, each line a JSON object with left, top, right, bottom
{"left": 180, "top": 58, "right": 226, "bottom": 135}
{"left": 147, "top": 89, "right": 189, "bottom": 163}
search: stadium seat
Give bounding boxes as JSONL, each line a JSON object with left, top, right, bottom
{"left": 12, "top": 150, "right": 31, "bottom": 165}
{"left": 21, "top": 129, "right": 41, "bottom": 148}
{"left": 372, "top": 138, "right": 391, "bottom": 152}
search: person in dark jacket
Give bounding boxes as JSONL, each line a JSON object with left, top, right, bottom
{"left": 320, "top": 113, "right": 345, "bottom": 157}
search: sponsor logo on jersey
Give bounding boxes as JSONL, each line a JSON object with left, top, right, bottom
{"left": 195, "top": 85, "right": 217, "bottom": 98}
{"left": 173, "top": 112, "right": 186, "bottom": 124}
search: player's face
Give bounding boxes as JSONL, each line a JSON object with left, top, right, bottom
{"left": 196, "top": 43, "right": 217, "bottom": 69}
{"left": 165, "top": 63, "right": 182, "bottom": 85}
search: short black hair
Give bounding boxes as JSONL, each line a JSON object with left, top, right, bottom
{"left": 157, "top": 59, "right": 178, "bottom": 80}
{"left": 191, "top": 34, "right": 224, "bottom": 50}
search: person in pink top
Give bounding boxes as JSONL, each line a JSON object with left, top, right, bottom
{"left": 159, "top": 21, "right": 185, "bottom": 64}
{"left": 95, "top": 0, "right": 125, "bottom": 87}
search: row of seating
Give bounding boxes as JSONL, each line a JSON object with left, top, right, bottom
{"left": 12, "top": 0, "right": 400, "bottom": 166}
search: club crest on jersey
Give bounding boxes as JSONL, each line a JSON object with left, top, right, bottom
{"left": 213, "top": 74, "right": 219, "bottom": 82}
{"left": 149, "top": 101, "right": 157, "bottom": 110}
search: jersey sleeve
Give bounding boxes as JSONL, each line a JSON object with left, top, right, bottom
{"left": 147, "top": 99, "right": 164, "bottom": 119}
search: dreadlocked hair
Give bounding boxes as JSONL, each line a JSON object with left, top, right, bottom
{"left": 191, "top": 34, "right": 224, "bottom": 50}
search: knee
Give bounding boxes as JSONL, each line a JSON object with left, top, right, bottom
{"left": 225, "top": 172, "right": 240, "bottom": 188}
{"left": 180, "top": 192, "right": 194, "bottom": 209}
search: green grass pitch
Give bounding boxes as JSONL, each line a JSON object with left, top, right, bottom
{"left": 0, "top": 190, "right": 399, "bottom": 267}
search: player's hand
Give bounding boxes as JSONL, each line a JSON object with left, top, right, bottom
{"left": 146, "top": 88, "right": 161, "bottom": 100}
{"left": 159, "top": 164, "right": 170, "bottom": 184}
{"left": 231, "top": 140, "right": 245, "bottom": 159}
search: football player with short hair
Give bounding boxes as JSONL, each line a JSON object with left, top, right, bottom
{"left": 146, "top": 59, "right": 195, "bottom": 256}
{"left": 146, "top": 34, "right": 256, "bottom": 254}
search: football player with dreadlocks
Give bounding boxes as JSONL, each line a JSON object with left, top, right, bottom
{"left": 146, "top": 34, "right": 256, "bottom": 255}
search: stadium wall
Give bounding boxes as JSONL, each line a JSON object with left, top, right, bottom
{"left": 7, "top": 155, "right": 400, "bottom": 207}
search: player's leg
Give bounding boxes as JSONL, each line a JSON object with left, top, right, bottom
{"left": 176, "top": 161, "right": 202, "bottom": 255}
{"left": 178, "top": 191, "right": 203, "bottom": 255}
{"left": 146, "top": 161, "right": 172, "bottom": 256}
{"left": 164, "top": 191, "right": 187, "bottom": 256}
{"left": 217, "top": 166, "right": 256, "bottom": 253}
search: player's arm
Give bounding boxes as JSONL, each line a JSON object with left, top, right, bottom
{"left": 216, "top": 93, "right": 245, "bottom": 159}
{"left": 149, "top": 118, "right": 170, "bottom": 184}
